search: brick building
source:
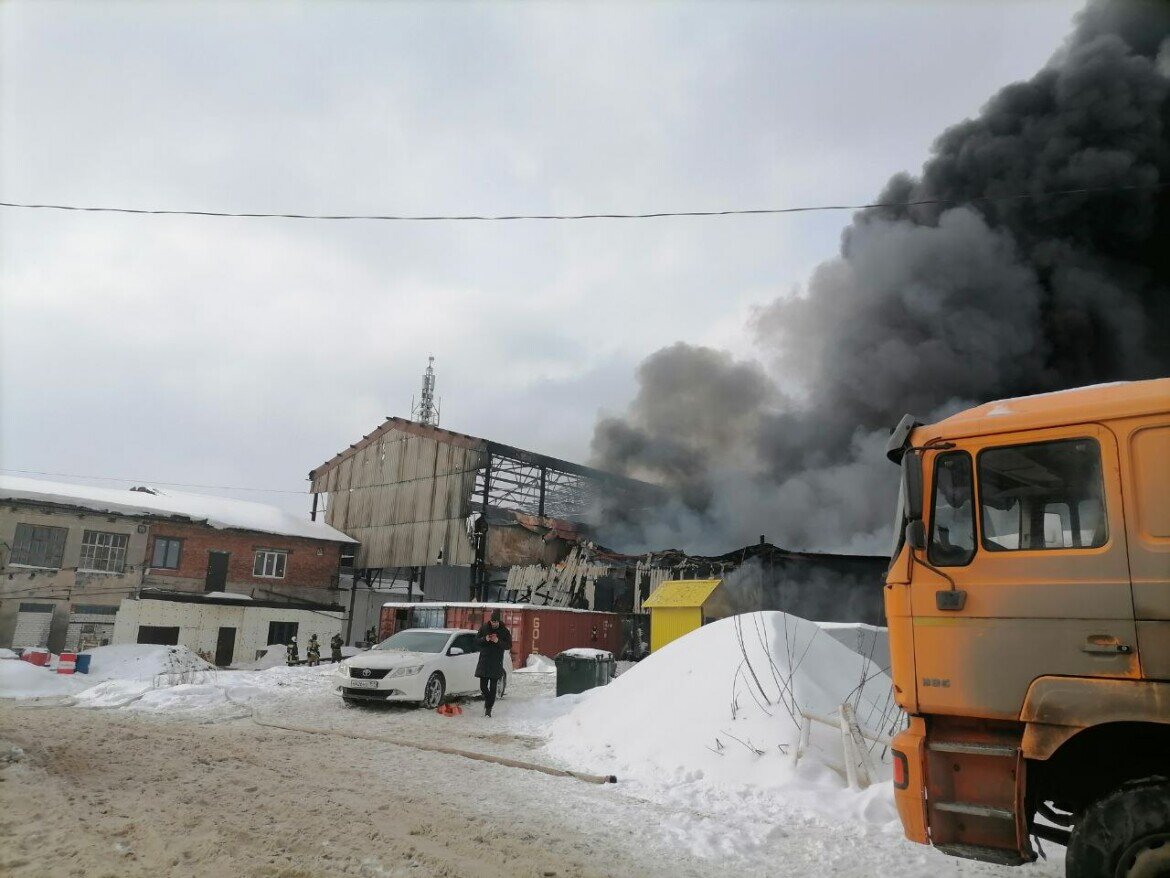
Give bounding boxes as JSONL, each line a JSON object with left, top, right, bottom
{"left": 0, "top": 476, "right": 355, "bottom": 653}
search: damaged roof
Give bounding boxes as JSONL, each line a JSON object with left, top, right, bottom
{"left": 308, "top": 415, "right": 655, "bottom": 494}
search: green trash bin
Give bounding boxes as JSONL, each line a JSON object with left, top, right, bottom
{"left": 554, "top": 649, "right": 615, "bottom": 696}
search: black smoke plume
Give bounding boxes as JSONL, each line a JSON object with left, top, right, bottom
{"left": 593, "top": 1, "right": 1170, "bottom": 555}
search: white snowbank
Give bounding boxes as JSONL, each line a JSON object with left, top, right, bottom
{"left": 814, "top": 622, "right": 890, "bottom": 671}
{"left": 545, "top": 612, "right": 899, "bottom": 827}
{"left": 204, "top": 591, "right": 253, "bottom": 600}
{"left": 516, "top": 654, "right": 556, "bottom": 674}
{"left": 0, "top": 648, "right": 18, "bottom": 660}
{"left": 81, "top": 645, "right": 214, "bottom": 681}
{"left": 0, "top": 661, "right": 88, "bottom": 698}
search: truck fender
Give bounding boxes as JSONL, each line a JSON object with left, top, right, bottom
{"left": 1020, "top": 676, "right": 1170, "bottom": 760}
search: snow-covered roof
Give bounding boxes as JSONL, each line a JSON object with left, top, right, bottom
{"left": 0, "top": 476, "right": 357, "bottom": 543}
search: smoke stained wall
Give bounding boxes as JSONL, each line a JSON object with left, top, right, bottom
{"left": 592, "top": 1, "right": 1170, "bottom": 555}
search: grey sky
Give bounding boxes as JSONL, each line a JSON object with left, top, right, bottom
{"left": 1, "top": 0, "right": 1083, "bottom": 515}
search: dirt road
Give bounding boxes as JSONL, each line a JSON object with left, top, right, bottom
{"left": 0, "top": 706, "right": 706, "bottom": 878}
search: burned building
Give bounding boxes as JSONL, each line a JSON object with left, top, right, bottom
{"left": 504, "top": 539, "right": 889, "bottom": 626}
{"left": 308, "top": 418, "right": 657, "bottom": 606}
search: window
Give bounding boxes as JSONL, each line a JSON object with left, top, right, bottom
{"left": 152, "top": 537, "right": 183, "bottom": 569}
{"left": 267, "top": 621, "right": 298, "bottom": 645}
{"left": 929, "top": 451, "right": 976, "bottom": 566}
{"left": 979, "top": 438, "right": 1107, "bottom": 551}
{"left": 137, "top": 626, "right": 180, "bottom": 646}
{"left": 253, "top": 550, "right": 287, "bottom": 578}
{"left": 79, "top": 530, "right": 129, "bottom": 573}
{"left": 450, "top": 633, "right": 478, "bottom": 654}
{"left": 10, "top": 523, "right": 68, "bottom": 568}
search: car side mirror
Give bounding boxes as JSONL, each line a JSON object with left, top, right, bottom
{"left": 448, "top": 647, "right": 464, "bottom": 656}
{"left": 906, "top": 520, "right": 927, "bottom": 550}
{"left": 904, "top": 450, "right": 924, "bottom": 522}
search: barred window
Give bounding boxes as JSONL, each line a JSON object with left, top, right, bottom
{"left": 79, "top": 530, "right": 129, "bottom": 573}
{"left": 253, "top": 550, "right": 287, "bottom": 578}
{"left": 10, "top": 523, "right": 68, "bottom": 568}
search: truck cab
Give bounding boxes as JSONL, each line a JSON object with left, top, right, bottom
{"left": 884, "top": 378, "right": 1169, "bottom": 877}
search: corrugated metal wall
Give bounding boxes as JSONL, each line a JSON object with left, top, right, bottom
{"left": 311, "top": 429, "right": 482, "bottom": 569}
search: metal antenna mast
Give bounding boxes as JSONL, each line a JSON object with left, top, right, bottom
{"left": 412, "top": 356, "right": 440, "bottom": 426}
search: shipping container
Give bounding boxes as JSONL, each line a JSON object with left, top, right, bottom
{"left": 378, "top": 603, "right": 416, "bottom": 641}
{"left": 379, "top": 601, "right": 628, "bottom": 668}
{"left": 444, "top": 604, "right": 623, "bottom": 669}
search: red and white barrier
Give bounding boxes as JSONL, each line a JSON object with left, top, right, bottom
{"left": 57, "top": 651, "right": 77, "bottom": 674}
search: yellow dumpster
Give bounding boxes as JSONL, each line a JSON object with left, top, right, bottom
{"left": 642, "top": 579, "right": 723, "bottom": 653}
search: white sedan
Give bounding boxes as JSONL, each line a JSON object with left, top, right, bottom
{"left": 335, "top": 628, "right": 511, "bottom": 708}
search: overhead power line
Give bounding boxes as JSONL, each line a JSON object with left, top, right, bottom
{"left": 0, "top": 467, "right": 308, "bottom": 495}
{"left": 0, "top": 183, "right": 1163, "bottom": 223}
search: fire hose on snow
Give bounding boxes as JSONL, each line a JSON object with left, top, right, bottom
{"left": 222, "top": 690, "right": 618, "bottom": 785}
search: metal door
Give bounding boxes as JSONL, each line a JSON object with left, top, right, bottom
{"left": 215, "top": 626, "right": 237, "bottom": 667}
{"left": 205, "top": 551, "right": 230, "bottom": 591}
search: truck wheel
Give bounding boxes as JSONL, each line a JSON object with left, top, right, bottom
{"left": 421, "top": 673, "right": 445, "bottom": 710}
{"left": 1067, "top": 777, "right": 1170, "bottom": 878}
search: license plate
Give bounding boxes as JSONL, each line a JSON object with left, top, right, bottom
{"left": 348, "top": 678, "right": 379, "bottom": 689}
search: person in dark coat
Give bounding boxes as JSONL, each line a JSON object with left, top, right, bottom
{"left": 330, "top": 633, "right": 344, "bottom": 663}
{"left": 475, "top": 610, "right": 511, "bottom": 717}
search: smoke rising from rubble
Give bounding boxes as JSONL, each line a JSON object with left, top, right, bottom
{"left": 593, "top": 0, "right": 1170, "bottom": 555}
{"left": 707, "top": 558, "right": 882, "bottom": 626}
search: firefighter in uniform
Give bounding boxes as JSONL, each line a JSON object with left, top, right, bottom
{"left": 286, "top": 637, "right": 299, "bottom": 666}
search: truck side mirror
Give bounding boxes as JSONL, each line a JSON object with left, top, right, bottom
{"left": 906, "top": 520, "right": 927, "bottom": 550}
{"left": 904, "top": 450, "right": 924, "bottom": 522}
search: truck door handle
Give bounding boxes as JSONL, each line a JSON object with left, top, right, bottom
{"left": 1082, "top": 636, "right": 1132, "bottom": 655}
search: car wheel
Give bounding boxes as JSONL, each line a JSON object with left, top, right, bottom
{"left": 1067, "top": 777, "right": 1170, "bottom": 878}
{"left": 497, "top": 672, "right": 507, "bottom": 699}
{"left": 421, "top": 672, "right": 445, "bottom": 709}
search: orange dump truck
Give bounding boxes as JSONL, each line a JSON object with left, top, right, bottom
{"left": 884, "top": 378, "right": 1169, "bottom": 877}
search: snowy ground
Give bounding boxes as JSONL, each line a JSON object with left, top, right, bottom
{"left": 0, "top": 624, "right": 1066, "bottom": 878}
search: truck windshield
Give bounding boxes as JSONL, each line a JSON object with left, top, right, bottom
{"left": 374, "top": 631, "right": 450, "bottom": 653}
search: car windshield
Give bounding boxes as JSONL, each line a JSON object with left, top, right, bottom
{"left": 374, "top": 630, "right": 450, "bottom": 653}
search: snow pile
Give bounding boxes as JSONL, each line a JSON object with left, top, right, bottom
{"left": 814, "top": 622, "right": 890, "bottom": 673}
{"left": 545, "top": 612, "right": 899, "bottom": 827}
{"left": 65, "top": 646, "right": 216, "bottom": 708}
{"left": 81, "top": 645, "right": 214, "bottom": 681}
{"left": 204, "top": 591, "right": 253, "bottom": 600}
{"left": 0, "top": 661, "right": 88, "bottom": 698}
{"left": 0, "top": 648, "right": 18, "bottom": 660}
{"left": 516, "top": 654, "right": 556, "bottom": 674}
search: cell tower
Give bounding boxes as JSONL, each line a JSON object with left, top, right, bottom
{"left": 411, "top": 356, "right": 440, "bottom": 426}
